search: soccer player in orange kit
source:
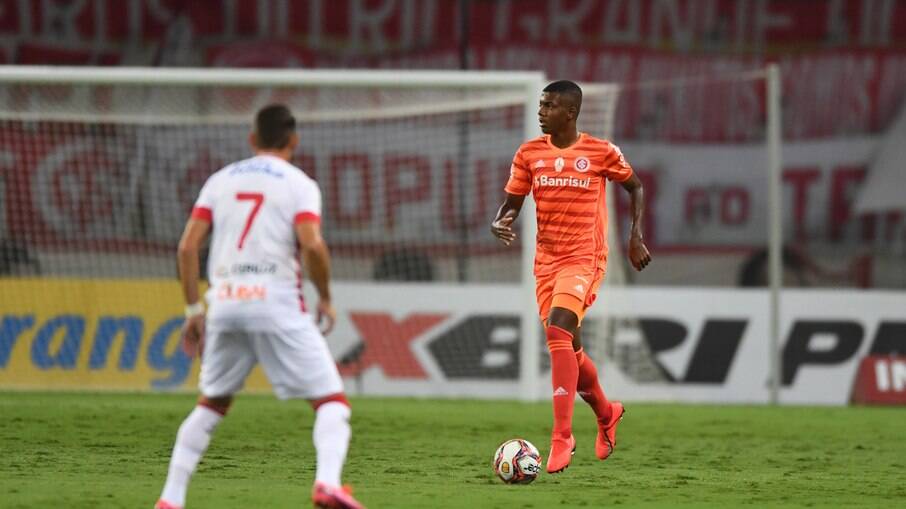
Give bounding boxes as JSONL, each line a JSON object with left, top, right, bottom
{"left": 490, "top": 80, "right": 651, "bottom": 474}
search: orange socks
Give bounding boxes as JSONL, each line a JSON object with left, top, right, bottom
{"left": 547, "top": 325, "right": 578, "bottom": 439}
{"left": 576, "top": 348, "right": 613, "bottom": 423}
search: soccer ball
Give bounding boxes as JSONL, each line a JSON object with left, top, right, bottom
{"left": 493, "top": 439, "right": 542, "bottom": 484}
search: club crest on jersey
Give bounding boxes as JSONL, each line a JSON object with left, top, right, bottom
{"left": 574, "top": 157, "right": 590, "bottom": 173}
{"left": 554, "top": 157, "right": 565, "bottom": 173}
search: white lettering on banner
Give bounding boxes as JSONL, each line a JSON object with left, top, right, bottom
{"left": 894, "top": 361, "right": 906, "bottom": 392}
{"left": 751, "top": 0, "right": 793, "bottom": 50}
{"left": 349, "top": 0, "right": 397, "bottom": 52}
{"left": 649, "top": 0, "right": 698, "bottom": 50}
{"left": 40, "top": 0, "right": 86, "bottom": 43}
{"left": 860, "top": 0, "right": 895, "bottom": 45}
{"left": 603, "top": 0, "right": 641, "bottom": 44}
{"left": 319, "top": 283, "right": 906, "bottom": 404}
{"left": 875, "top": 360, "right": 889, "bottom": 391}
{"left": 876, "top": 359, "right": 906, "bottom": 392}
{"left": 306, "top": 0, "right": 324, "bottom": 46}
{"left": 548, "top": 0, "right": 596, "bottom": 43}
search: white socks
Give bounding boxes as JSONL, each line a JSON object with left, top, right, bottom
{"left": 160, "top": 405, "right": 223, "bottom": 507}
{"left": 313, "top": 401, "right": 352, "bottom": 487}
{"left": 159, "top": 401, "right": 351, "bottom": 506}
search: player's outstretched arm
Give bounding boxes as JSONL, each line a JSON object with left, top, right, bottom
{"left": 295, "top": 221, "right": 336, "bottom": 335}
{"left": 620, "top": 173, "right": 652, "bottom": 271}
{"left": 177, "top": 218, "right": 211, "bottom": 356}
{"left": 490, "top": 193, "right": 526, "bottom": 246}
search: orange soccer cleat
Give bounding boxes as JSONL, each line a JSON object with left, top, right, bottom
{"left": 546, "top": 434, "right": 576, "bottom": 474}
{"left": 596, "top": 401, "right": 625, "bottom": 460}
{"left": 154, "top": 500, "right": 182, "bottom": 509}
{"left": 312, "top": 481, "right": 366, "bottom": 509}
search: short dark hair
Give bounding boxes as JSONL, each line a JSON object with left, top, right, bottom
{"left": 254, "top": 104, "right": 296, "bottom": 149}
{"left": 543, "top": 80, "right": 583, "bottom": 115}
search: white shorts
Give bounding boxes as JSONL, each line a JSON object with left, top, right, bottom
{"left": 199, "top": 320, "right": 343, "bottom": 401}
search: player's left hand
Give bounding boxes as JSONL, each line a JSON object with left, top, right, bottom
{"left": 181, "top": 314, "right": 206, "bottom": 357}
{"left": 628, "top": 234, "right": 651, "bottom": 271}
{"left": 317, "top": 300, "right": 337, "bottom": 335}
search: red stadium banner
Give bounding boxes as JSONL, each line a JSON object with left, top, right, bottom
{"left": 1, "top": 0, "right": 906, "bottom": 128}
{"left": 2, "top": 0, "right": 905, "bottom": 57}
{"left": 851, "top": 355, "right": 906, "bottom": 405}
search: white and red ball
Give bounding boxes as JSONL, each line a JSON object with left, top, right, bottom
{"left": 493, "top": 439, "right": 542, "bottom": 484}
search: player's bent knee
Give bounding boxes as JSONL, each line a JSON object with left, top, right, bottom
{"left": 198, "top": 395, "right": 233, "bottom": 415}
{"left": 548, "top": 302, "right": 581, "bottom": 332}
{"left": 311, "top": 393, "right": 350, "bottom": 411}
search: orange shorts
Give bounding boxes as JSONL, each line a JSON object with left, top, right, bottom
{"left": 535, "top": 265, "right": 605, "bottom": 325}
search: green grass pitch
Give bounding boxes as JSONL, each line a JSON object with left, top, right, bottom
{"left": 1, "top": 392, "right": 904, "bottom": 508}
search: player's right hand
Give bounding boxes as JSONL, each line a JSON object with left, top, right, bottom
{"left": 317, "top": 300, "right": 337, "bottom": 335}
{"left": 181, "top": 314, "right": 205, "bottom": 358}
{"left": 491, "top": 210, "right": 518, "bottom": 246}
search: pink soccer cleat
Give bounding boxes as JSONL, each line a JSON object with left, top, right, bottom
{"left": 154, "top": 500, "right": 182, "bottom": 509}
{"left": 312, "top": 481, "right": 366, "bottom": 509}
{"left": 546, "top": 434, "right": 576, "bottom": 474}
{"left": 596, "top": 401, "right": 625, "bottom": 460}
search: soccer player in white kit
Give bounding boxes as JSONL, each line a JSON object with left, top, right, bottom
{"left": 155, "top": 105, "right": 365, "bottom": 509}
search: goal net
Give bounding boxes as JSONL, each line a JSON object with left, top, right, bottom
{"left": 0, "top": 67, "right": 549, "bottom": 396}
{"left": 0, "top": 69, "right": 544, "bottom": 283}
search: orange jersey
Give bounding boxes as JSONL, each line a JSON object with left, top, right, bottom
{"left": 504, "top": 132, "right": 633, "bottom": 276}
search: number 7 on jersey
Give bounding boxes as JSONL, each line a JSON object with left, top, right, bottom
{"left": 236, "top": 192, "right": 264, "bottom": 250}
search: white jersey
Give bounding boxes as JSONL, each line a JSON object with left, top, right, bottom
{"left": 191, "top": 154, "right": 321, "bottom": 329}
